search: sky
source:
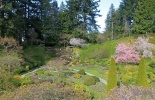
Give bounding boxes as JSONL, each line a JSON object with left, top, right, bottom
{"left": 56, "top": 0, "right": 122, "bottom": 32}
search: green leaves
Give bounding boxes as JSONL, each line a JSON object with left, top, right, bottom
{"left": 106, "top": 57, "right": 117, "bottom": 93}
{"left": 133, "top": 0, "right": 155, "bottom": 34}
{"left": 137, "top": 58, "right": 149, "bottom": 87}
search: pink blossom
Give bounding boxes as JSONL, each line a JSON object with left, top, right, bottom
{"left": 114, "top": 43, "right": 140, "bottom": 64}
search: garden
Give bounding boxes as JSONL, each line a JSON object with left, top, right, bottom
{"left": 1, "top": 35, "right": 155, "bottom": 100}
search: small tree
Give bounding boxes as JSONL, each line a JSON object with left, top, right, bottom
{"left": 106, "top": 57, "right": 117, "bottom": 93}
{"left": 114, "top": 43, "right": 140, "bottom": 64}
{"left": 134, "top": 37, "right": 155, "bottom": 58}
{"left": 137, "top": 58, "right": 148, "bottom": 87}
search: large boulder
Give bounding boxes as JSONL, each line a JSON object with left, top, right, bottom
{"left": 69, "top": 38, "right": 86, "bottom": 47}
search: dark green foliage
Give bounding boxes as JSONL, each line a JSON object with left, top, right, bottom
{"left": 133, "top": 0, "right": 155, "bottom": 34}
{"left": 66, "top": 0, "right": 101, "bottom": 34}
{"left": 10, "top": 77, "right": 21, "bottom": 87}
{"left": 105, "top": 4, "right": 115, "bottom": 39}
{"left": 149, "top": 62, "right": 155, "bottom": 69}
{"left": 23, "top": 46, "right": 52, "bottom": 70}
{"left": 105, "top": 0, "right": 138, "bottom": 38}
{"left": 92, "top": 76, "right": 100, "bottom": 83}
{"left": 106, "top": 58, "right": 117, "bottom": 92}
{"left": 137, "top": 58, "right": 149, "bottom": 87}
{"left": 13, "top": 67, "right": 26, "bottom": 74}
{"left": 83, "top": 76, "right": 96, "bottom": 86}
{"left": 77, "top": 69, "right": 86, "bottom": 75}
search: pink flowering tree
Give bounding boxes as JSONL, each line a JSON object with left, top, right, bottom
{"left": 114, "top": 43, "right": 140, "bottom": 64}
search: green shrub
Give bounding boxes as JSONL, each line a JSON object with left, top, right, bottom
{"left": 0, "top": 67, "right": 15, "bottom": 93}
{"left": 20, "top": 77, "right": 32, "bottom": 87}
{"left": 10, "top": 77, "right": 21, "bottom": 87}
{"left": 106, "top": 58, "right": 117, "bottom": 93}
{"left": 119, "top": 65, "right": 138, "bottom": 85}
{"left": 83, "top": 76, "right": 96, "bottom": 86}
{"left": 149, "top": 62, "right": 155, "bottom": 68}
{"left": 0, "top": 55, "right": 23, "bottom": 71}
{"left": 73, "top": 74, "right": 81, "bottom": 79}
{"left": 44, "top": 71, "right": 51, "bottom": 76}
{"left": 77, "top": 69, "right": 85, "bottom": 75}
{"left": 23, "top": 46, "right": 47, "bottom": 68}
{"left": 137, "top": 58, "right": 149, "bottom": 87}
{"left": 35, "top": 69, "right": 44, "bottom": 75}
{"left": 92, "top": 76, "right": 100, "bottom": 83}
{"left": 13, "top": 67, "right": 26, "bottom": 74}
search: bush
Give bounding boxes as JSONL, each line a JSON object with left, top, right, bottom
{"left": 69, "top": 38, "right": 87, "bottom": 47}
{"left": 0, "top": 82, "right": 91, "bottom": 100}
{"left": 44, "top": 71, "right": 51, "bottom": 76}
{"left": 134, "top": 37, "right": 155, "bottom": 58}
{"left": 106, "top": 58, "right": 117, "bottom": 93}
{"left": 137, "top": 58, "right": 149, "bottom": 87}
{"left": 0, "top": 55, "right": 23, "bottom": 71}
{"left": 96, "top": 34, "right": 107, "bottom": 44}
{"left": 10, "top": 75, "right": 22, "bottom": 87}
{"left": 0, "top": 37, "right": 22, "bottom": 54}
{"left": 119, "top": 65, "right": 138, "bottom": 85}
{"left": 23, "top": 46, "right": 47, "bottom": 68}
{"left": 35, "top": 69, "right": 44, "bottom": 75}
{"left": 83, "top": 76, "right": 96, "bottom": 86}
{"left": 20, "top": 77, "right": 32, "bottom": 87}
{"left": 74, "top": 84, "right": 86, "bottom": 92}
{"left": 106, "top": 85, "right": 155, "bottom": 100}
{"left": 0, "top": 67, "right": 15, "bottom": 93}
{"left": 114, "top": 43, "right": 140, "bottom": 64}
{"left": 73, "top": 74, "right": 81, "bottom": 79}
{"left": 92, "top": 76, "right": 100, "bottom": 83}
{"left": 77, "top": 69, "right": 85, "bottom": 75}
{"left": 149, "top": 62, "right": 155, "bottom": 68}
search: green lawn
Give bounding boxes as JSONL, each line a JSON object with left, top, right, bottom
{"left": 71, "top": 65, "right": 108, "bottom": 80}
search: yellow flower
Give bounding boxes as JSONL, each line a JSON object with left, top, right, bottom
{"left": 105, "top": 71, "right": 109, "bottom": 75}
{"left": 13, "top": 75, "right": 22, "bottom": 79}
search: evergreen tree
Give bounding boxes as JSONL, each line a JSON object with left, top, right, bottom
{"left": 105, "top": 4, "right": 115, "bottom": 39}
{"left": 120, "top": 0, "right": 137, "bottom": 35}
{"left": 133, "top": 0, "right": 155, "bottom": 34}
{"left": 66, "top": 0, "right": 101, "bottom": 34}
{"left": 59, "top": 1, "right": 65, "bottom": 12}
{"left": 106, "top": 57, "right": 117, "bottom": 93}
{"left": 0, "top": 0, "right": 14, "bottom": 37}
{"left": 41, "top": 0, "right": 60, "bottom": 45}
{"left": 58, "top": 2, "right": 72, "bottom": 34}
{"left": 137, "top": 58, "right": 148, "bottom": 87}
{"left": 109, "top": 0, "right": 138, "bottom": 37}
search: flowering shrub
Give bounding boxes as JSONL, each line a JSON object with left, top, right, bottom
{"left": 106, "top": 85, "right": 155, "bottom": 100}
{"left": 114, "top": 43, "right": 140, "bottom": 64}
{"left": 120, "top": 66, "right": 138, "bottom": 85}
{"left": 134, "top": 37, "right": 155, "bottom": 58}
{"left": 69, "top": 38, "right": 87, "bottom": 47}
